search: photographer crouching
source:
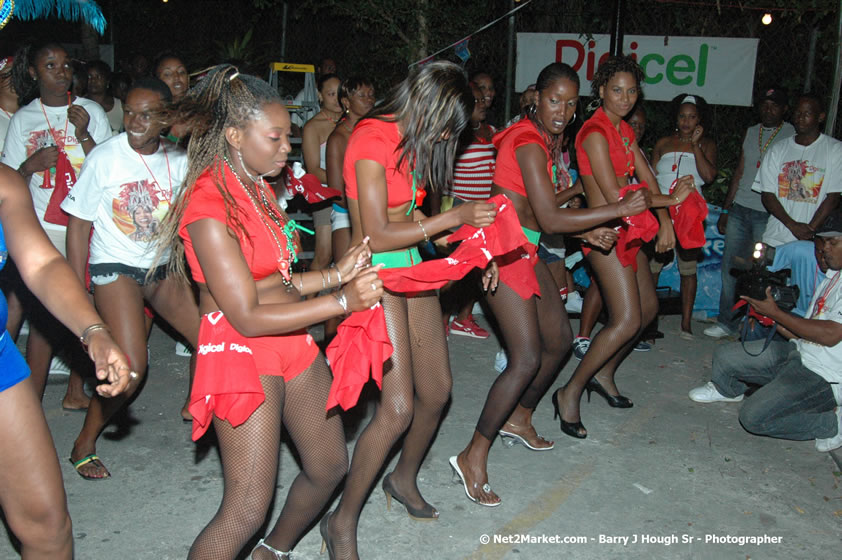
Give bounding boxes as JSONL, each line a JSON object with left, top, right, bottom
{"left": 688, "top": 212, "right": 842, "bottom": 453}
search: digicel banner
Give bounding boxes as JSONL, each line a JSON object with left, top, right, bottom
{"left": 516, "top": 33, "right": 759, "bottom": 106}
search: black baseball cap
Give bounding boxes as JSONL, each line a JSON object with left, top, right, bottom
{"left": 757, "top": 87, "right": 788, "bottom": 107}
{"left": 816, "top": 212, "right": 842, "bottom": 238}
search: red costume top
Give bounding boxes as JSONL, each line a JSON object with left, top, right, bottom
{"left": 575, "top": 109, "right": 657, "bottom": 269}
{"left": 492, "top": 119, "right": 556, "bottom": 196}
{"left": 343, "top": 118, "right": 422, "bottom": 208}
{"left": 575, "top": 107, "right": 636, "bottom": 177}
{"left": 180, "top": 162, "right": 301, "bottom": 284}
{"left": 179, "top": 162, "right": 316, "bottom": 441}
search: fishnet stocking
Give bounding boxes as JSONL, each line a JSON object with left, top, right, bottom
{"left": 558, "top": 249, "right": 657, "bottom": 423}
{"left": 328, "top": 291, "right": 451, "bottom": 560}
{"left": 188, "top": 356, "right": 347, "bottom": 560}
{"left": 478, "top": 259, "right": 571, "bottom": 439}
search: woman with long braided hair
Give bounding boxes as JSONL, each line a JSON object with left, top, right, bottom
{"left": 321, "top": 61, "right": 497, "bottom": 559}
{"left": 155, "top": 65, "right": 384, "bottom": 560}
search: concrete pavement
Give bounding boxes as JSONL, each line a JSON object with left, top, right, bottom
{"left": 2, "top": 314, "right": 841, "bottom": 559}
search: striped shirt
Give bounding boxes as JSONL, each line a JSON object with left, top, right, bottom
{"left": 450, "top": 136, "right": 496, "bottom": 201}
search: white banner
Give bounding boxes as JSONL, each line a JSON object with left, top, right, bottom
{"left": 516, "top": 33, "right": 759, "bottom": 106}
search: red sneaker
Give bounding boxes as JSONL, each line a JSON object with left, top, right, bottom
{"left": 449, "top": 315, "right": 490, "bottom": 339}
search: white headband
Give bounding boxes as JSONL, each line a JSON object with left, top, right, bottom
{"left": 681, "top": 95, "right": 697, "bottom": 105}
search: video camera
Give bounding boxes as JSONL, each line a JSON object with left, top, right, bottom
{"left": 732, "top": 242, "right": 799, "bottom": 311}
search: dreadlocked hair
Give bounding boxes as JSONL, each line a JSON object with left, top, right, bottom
{"left": 363, "top": 60, "right": 472, "bottom": 193}
{"left": 590, "top": 55, "right": 644, "bottom": 99}
{"left": 151, "top": 64, "right": 283, "bottom": 283}
{"left": 528, "top": 62, "right": 580, "bottom": 184}
{"left": 11, "top": 41, "right": 67, "bottom": 106}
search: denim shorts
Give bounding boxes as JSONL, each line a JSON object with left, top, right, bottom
{"left": 89, "top": 262, "right": 168, "bottom": 291}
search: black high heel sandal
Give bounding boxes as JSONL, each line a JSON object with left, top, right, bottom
{"left": 551, "top": 389, "right": 587, "bottom": 439}
{"left": 382, "top": 473, "right": 439, "bottom": 520}
{"left": 585, "top": 378, "right": 633, "bottom": 408}
{"left": 319, "top": 511, "right": 337, "bottom": 559}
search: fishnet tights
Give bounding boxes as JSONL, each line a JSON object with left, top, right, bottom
{"left": 477, "top": 259, "right": 572, "bottom": 439}
{"left": 328, "top": 291, "right": 451, "bottom": 560}
{"left": 188, "top": 356, "right": 347, "bottom": 560}
{"left": 558, "top": 249, "right": 658, "bottom": 422}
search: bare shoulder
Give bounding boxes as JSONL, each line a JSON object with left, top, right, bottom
{"left": 0, "top": 164, "right": 26, "bottom": 200}
{"left": 653, "top": 136, "right": 672, "bottom": 152}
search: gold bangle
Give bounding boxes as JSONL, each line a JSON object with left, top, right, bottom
{"left": 417, "top": 220, "right": 429, "bottom": 243}
{"left": 80, "top": 323, "right": 110, "bottom": 348}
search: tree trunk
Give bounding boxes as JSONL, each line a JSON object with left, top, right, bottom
{"left": 80, "top": 24, "right": 100, "bottom": 61}
{"left": 415, "top": 0, "right": 429, "bottom": 62}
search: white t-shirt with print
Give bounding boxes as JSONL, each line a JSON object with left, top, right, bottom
{"left": 0, "top": 110, "right": 12, "bottom": 153}
{"left": 0, "top": 97, "right": 111, "bottom": 231}
{"left": 61, "top": 134, "right": 187, "bottom": 268}
{"left": 795, "top": 268, "right": 842, "bottom": 404}
{"left": 756, "top": 134, "right": 842, "bottom": 247}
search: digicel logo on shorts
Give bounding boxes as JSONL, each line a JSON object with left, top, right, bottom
{"left": 556, "top": 40, "right": 709, "bottom": 86}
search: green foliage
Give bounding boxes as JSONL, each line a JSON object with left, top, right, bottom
{"left": 216, "top": 28, "right": 255, "bottom": 66}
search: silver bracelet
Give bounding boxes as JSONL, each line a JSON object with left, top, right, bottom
{"left": 320, "top": 270, "right": 327, "bottom": 290}
{"left": 298, "top": 273, "right": 304, "bottom": 293}
{"left": 417, "top": 220, "right": 429, "bottom": 243}
{"left": 327, "top": 267, "right": 332, "bottom": 286}
{"left": 80, "top": 323, "right": 110, "bottom": 348}
{"left": 333, "top": 290, "right": 348, "bottom": 314}
{"left": 335, "top": 267, "right": 342, "bottom": 286}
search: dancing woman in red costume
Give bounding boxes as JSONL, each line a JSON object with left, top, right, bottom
{"left": 450, "top": 62, "right": 651, "bottom": 506}
{"left": 552, "top": 56, "right": 694, "bottom": 439}
{"left": 156, "top": 65, "right": 383, "bottom": 560}
{"left": 322, "top": 61, "right": 497, "bottom": 560}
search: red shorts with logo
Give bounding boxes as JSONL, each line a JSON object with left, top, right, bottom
{"left": 189, "top": 311, "right": 319, "bottom": 440}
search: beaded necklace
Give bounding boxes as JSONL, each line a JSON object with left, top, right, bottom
{"left": 135, "top": 143, "right": 172, "bottom": 203}
{"left": 757, "top": 122, "right": 784, "bottom": 169}
{"left": 39, "top": 92, "right": 71, "bottom": 149}
{"left": 620, "top": 135, "right": 636, "bottom": 178}
{"left": 811, "top": 269, "right": 841, "bottom": 317}
{"left": 223, "top": 157, "right": 313, "bottom": 289}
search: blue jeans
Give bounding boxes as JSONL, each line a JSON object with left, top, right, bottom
{"left": 716, "top": 204, "right": 769, "bottom": 332}
{"left": 711, "top": 340, "right": 838, "bottom": 440}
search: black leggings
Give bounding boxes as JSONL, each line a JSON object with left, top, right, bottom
{"left": 477, "top": 258, "right": 572, "bottom": 439}
{"left": 188, "top": 356, "right": 347, "bottom": 559}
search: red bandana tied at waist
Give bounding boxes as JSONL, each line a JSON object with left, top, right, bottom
{"left": 613, "top": 183, "right": 660, "bottom": 269}
{"left": 667, "top": 180, "right": 708, "bottom": 249}
{"left": 325, "top": 194, "right": 534, "bottom": 410}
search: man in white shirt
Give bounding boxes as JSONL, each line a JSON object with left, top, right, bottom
{"left": 61, "top": 78, "right": 199, "bottom": 480}
{"left": 689, "top": 212, "right": 842, "bottom": 453}
{"left": 758, "top": 94, "right": 842, "bottom": 247}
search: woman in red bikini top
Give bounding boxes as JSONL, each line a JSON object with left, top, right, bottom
{"left": 551, "top": 55, "right": 694, "bottom": 441}
{"left": 155, "top": 65, "right": 384, "bottom": 560}
{"left": 331, "top": 61, "right": 497, "bottom": 556}
{"left": 449, "top": 62, "right": 650, "bottom": 507}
